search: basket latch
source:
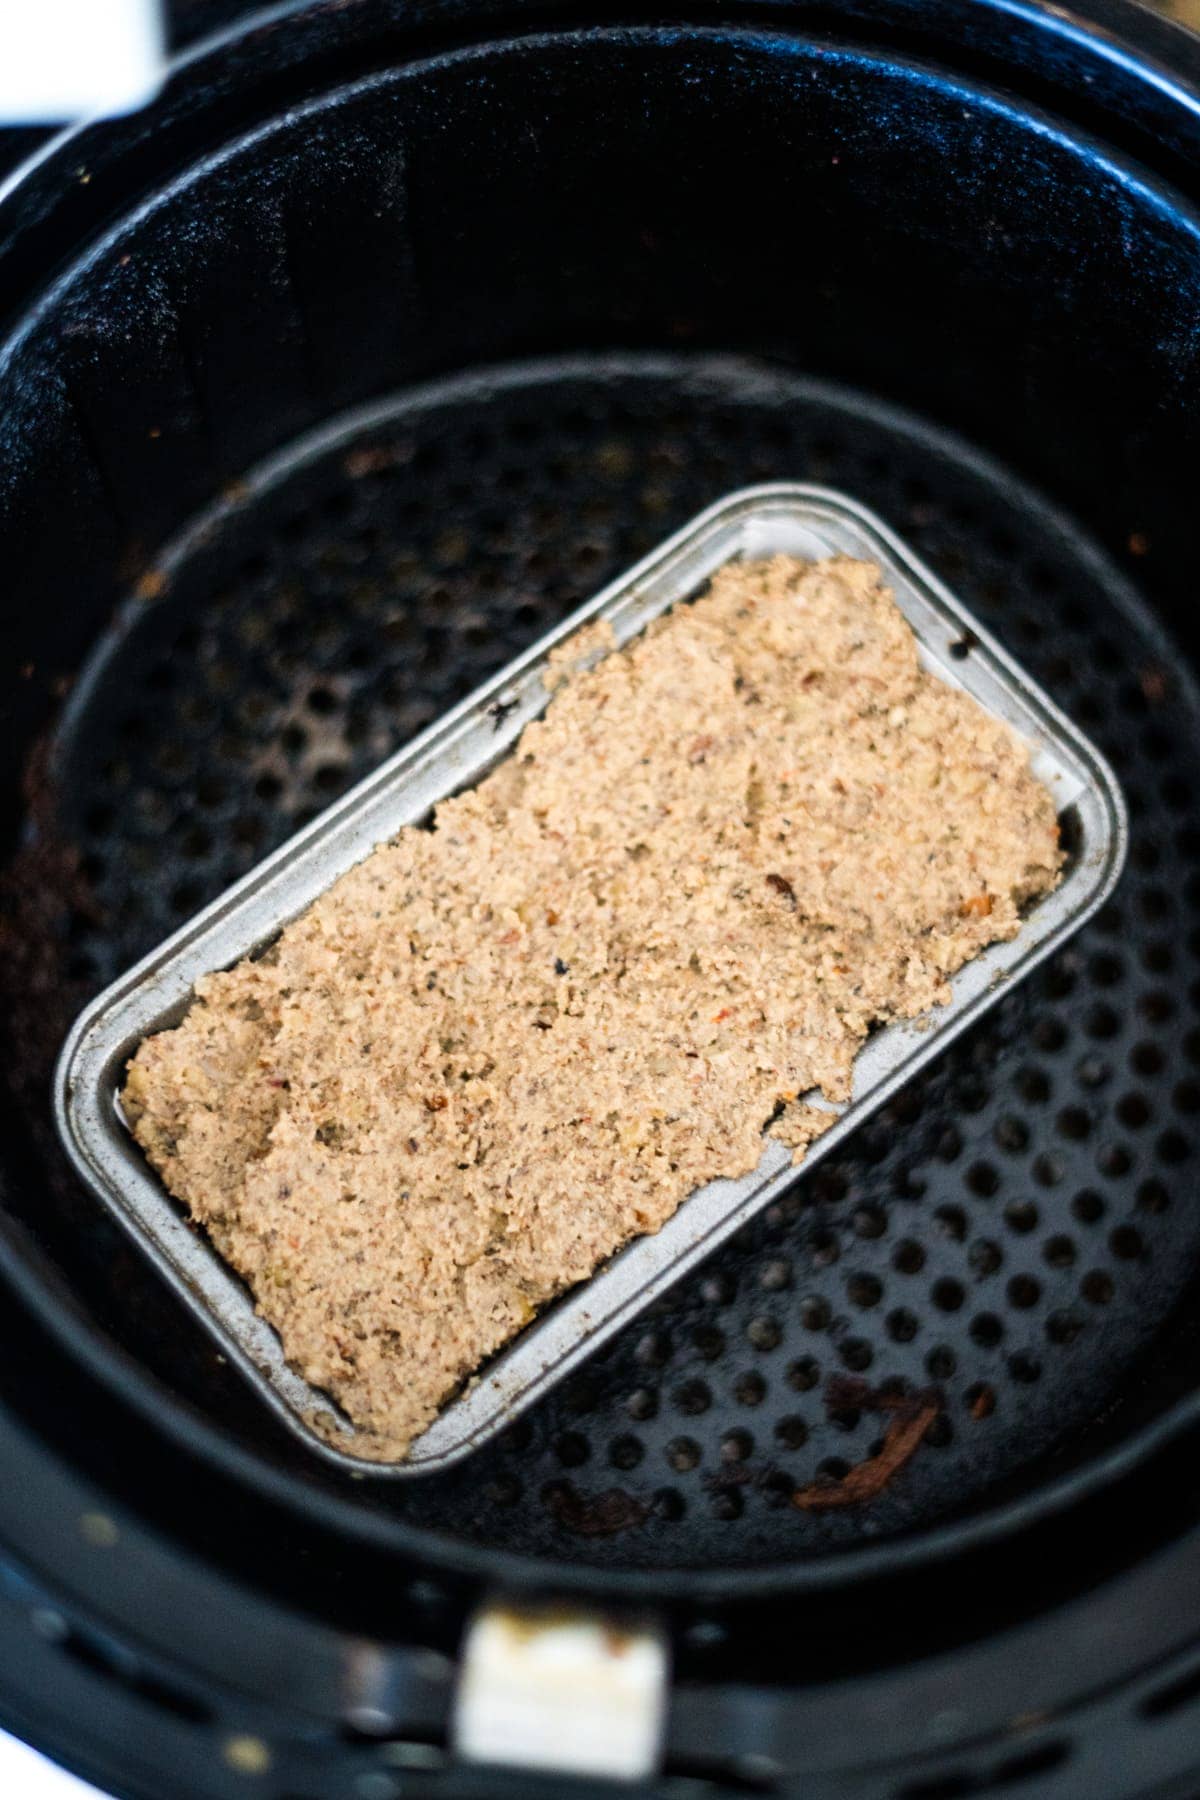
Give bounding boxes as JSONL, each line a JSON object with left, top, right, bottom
{"left": 454, "top": 1600, "right": 669, "bottom": 1781}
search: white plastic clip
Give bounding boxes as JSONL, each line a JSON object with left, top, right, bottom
{"left": 454, "top": 1601, "right": 669, "bottom": 1781}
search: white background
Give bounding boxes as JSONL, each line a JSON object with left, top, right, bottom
{"left": 0, "top": 0, "right": 163, "bottom": 123}
{"left": 0, "top": 1732, "right": 109, "bottom": 1798}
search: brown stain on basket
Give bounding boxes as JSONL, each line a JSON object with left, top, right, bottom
{"left": 544, "top": 1481, "right": 650, "bottom": 1537}
{"left": 792, "top": 1379, "right": 943, "bottom": 1512}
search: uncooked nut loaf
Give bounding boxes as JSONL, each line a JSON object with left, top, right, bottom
{"left": 124, "top": 555, "right": 1062, "bottom": 1459}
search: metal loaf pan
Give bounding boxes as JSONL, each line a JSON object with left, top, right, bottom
{"left": 55, "top": 485, "right": 1128, "bottom": 1475}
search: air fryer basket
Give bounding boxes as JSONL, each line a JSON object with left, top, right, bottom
{"left": 38, "top": 348, "right": 1190, "bottom": 1564}
{"left": 4, "top": 2, "right": 1200, "bottom": 1797}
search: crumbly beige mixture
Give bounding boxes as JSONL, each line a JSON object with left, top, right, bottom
{"left": 124, "top": 556, "right": 1061, "bottom": 1459}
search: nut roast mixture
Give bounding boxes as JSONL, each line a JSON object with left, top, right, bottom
{"left": 124, "top": 556, "right": 1062, "bottom": 1458}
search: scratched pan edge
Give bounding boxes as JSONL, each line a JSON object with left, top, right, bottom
{"left": 52, "top": 484, "right": 1128, "bottom": 1479}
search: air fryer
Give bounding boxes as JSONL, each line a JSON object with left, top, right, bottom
{"left": 2, "top": 2, "right": 1200, "bottom": 1797}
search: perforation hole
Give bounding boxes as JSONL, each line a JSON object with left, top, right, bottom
{"left": 667, "top": 1437, "right": 701, "bottom": 1473}
{"left": 970, "top": 1313, "right": 1004, "bottom": 1348}
{"left": 893, "top": 1240, "right": 926, "bottom": 1275}
{"left": 1072, "top": 1189, "right": 1105, "bottom": 1225}
{"left": 931, "top": 1279, "right": 966, "bottom": 1313}
{"left": 746, "top": 1316, "right": 781, "bottom": 1352}
{"left": 1110, "top": 1225, "right": 1145, "bottom": 1262}
{"left": 888, "top": 1308, "right": 919, "bottom": 1343}
{"left": 962, "top": 1240, "right": 1000, "bottom": 1284}
{"left": 847, "top": 1273, "right": 883, "bottom": 1309}
{"left": 786, "top": 1356, "right": 820, "bottom": 1393}
{"left": 1008, "top": 1275, "right": 1042, "bottom": 1310}
{"left": 1004, "top": 1200, "right": 1040, "bottom": 1235}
